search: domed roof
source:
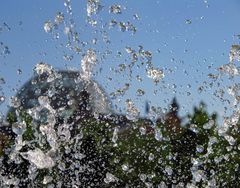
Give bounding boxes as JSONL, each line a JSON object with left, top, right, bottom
{"left": 8, "top": 70, "right": 112, "bottom": 118}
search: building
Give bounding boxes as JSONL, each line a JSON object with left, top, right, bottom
{"left": 7, "top": 70, "right": 113, "bottom": 120}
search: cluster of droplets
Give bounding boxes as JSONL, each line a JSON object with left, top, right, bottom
{"left": 44, "top": 12, "right": 64, "bottom": 35}
{"left": 64, "top": 0, "right": 73, "bottom": 15}
{"left": 86, "top": 0, "right": 102, "bottom": 26}
{"left": 41, "top": 0, "right": 157, "bottom": 123}
{"left": 109, "top": 19, "right": 137, "bottom": 34}
{"left": 124, "top": 45, "right": 165, "bottom": 83}
{"left": 43, "top": 3, "right": 81, "bottom": 60}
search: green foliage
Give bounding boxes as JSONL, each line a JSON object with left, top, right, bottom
{"left": 6, "top": 111, "right": 17, "bottom": 124}
{"left": 20, "top": 111, "right": 35, "bottom": 141}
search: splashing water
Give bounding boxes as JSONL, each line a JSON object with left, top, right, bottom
{"left": 20, "top": 148, "right": 55, "bottom": 169}
{"left": 81, "top": 49, "right": 97, "bottom": 80}
{"left": 2, "top": 0, "right": 240, "bottom": 187}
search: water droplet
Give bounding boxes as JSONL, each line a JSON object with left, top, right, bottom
{"left": 224, "top": 135, "right": 236, "bottom": 145}
{"left": 136, "top": 89, "right": 145, "bottom": 96}
{"left": 17, "top": 69, "right": 22, "bottom": 75}
{"left": 185, "top": 19, "right": 192, "bottom": 24}
{"left": 33, "top": 62, "right": 53, "bottom": 75}
{"left": 192, "top": 170, "right": 205, "bottom": 182}
{"left": 118, "top": 21, "right": 136, "bottom": 33}
{"left": 143, "top": 50, "right": 152, "bottom": 60}
{"left": 147, "top": 67, "right": 164, "bottom": 82}
{"left": 139, "top": 174, "right": 147, "bottom": 182}
{"left": 3, "top": 22, "right": 11, "bottom": 31}
{"left": 125, "top": 99, "right": 139, "bottom": 121}
{"left": 0, "top": 96, "right": 5, "bottom": 104}
{"left": 104, "top": 172, "right": 118, "bottom": 184}
{"left": 43, "top": 176, "right": 53, "bottom": 185}
{"left": 139, "top": 126, "right": 146, "bottom": 135}
{"left": 125, "top": 46, "right": 134, "bottom": 54}
{"left": 133, "top": 14, "right": 140, "bottom": 20}
{"left": 148, "top": 153, "right": 155, "bottom": 161}
{"left": 154, "top": 128, "right": 163, "bottom": 141}
{"left": 2, "top": 46, "right": 10, "bottom": 55}
{"left": 109, "top": 19, "right": 118, "bottom": 28}
{"left": 109, "top": 4, "right": 122, "bottom": 14}
{"left": 189, "top": 124, "right": 199, "bottom": 133}
{"left": 196, "top": 145, "right": 204, "bottom": 153}
{"left": 121, "top": 163, "right": 129, "bottom": 172}
{"left": 55, "top": 12, "right": 64, "bottom": 24}
{"left": 229, "top": 44, "right": 240, "bottom": 62}
{"left": 10, "top": 96, "right": 21, "bottom": 108}
{"left": 12, "top": 122, "right": 26, "bottom": 135}
{"left": 64, "top": 26, "right": 71, "bottom": 35}
{"left": 63, "top": 54, "right": 73, "bottom": 61}
{"left": 92, "top": 38, "right": 97, "bottom": 44}
{"left": 38, "top": 95, "right": 50, "bottom": 107}
{"left": 165, "top": 166, "right": 173, "bottom": 176}
{"left": 44, "top": 20, "right": 53, "bottom": 33}
{"left": 136, "top": 75, "right": 143, "bottom": 82}
{"left": 0, "top": 77, "right": 6, "bottom": 84}
{"left": 203, "top": 120, "right": 214, "bottom": 129}
{"left": 87, "top": 0, "right": 102, "bottom": 16}
{"left": 112, "top": 127, "right": 119, "bottom": 143}
{"left": 81, "top": 49, "right": 97, "bottom": 80}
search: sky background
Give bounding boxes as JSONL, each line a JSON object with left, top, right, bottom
{"left": 1, "top": 0, "right": 240, "bottom": 123}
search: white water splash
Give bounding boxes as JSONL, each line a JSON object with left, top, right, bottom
{"left": 21, "top": 148, "right": 55, "bottom": 169}
{"left": 81, "top": 49, "right": 97, "bottom": 80}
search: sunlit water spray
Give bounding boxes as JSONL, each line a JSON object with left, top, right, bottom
{"left": 0, "top": 0, "right": 240, "bottom": 187}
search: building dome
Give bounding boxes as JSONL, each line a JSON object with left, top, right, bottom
{"left": 8, "top": 70, "right": 112, "bottom": 119}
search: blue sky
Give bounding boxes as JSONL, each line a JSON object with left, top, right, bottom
{"left": 1, "top": 0, "right": 240, "bottom": 121}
